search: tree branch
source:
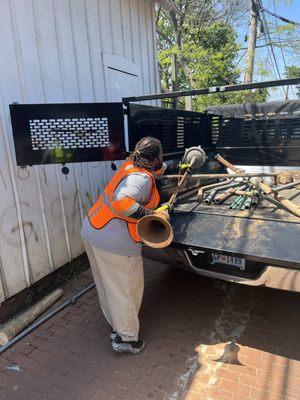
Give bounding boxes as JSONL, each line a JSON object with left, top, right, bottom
{"left": 156, "top": 27, "right": 174, "bottom": 46}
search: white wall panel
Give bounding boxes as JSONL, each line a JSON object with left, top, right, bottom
{"left": 0, "top": 0, "right": 158, "bottom": 302}
{"left": 120, "top": 0, "right": 133, "bottom": 61}
{"left": 110, "top": 0, "right": 124, "bottom": 56}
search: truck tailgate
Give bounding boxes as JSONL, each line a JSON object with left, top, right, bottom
{"left": 172, "top": 190, "right": 300, "bottom": 268}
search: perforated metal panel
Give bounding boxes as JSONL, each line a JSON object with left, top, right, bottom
{"left": 127, "top": 104, "right": 209, "bottom": 157}
{"left": 127, "top": 101, "right": 300, "bottom": 166}
{"left": 29, "top": 117, "right": 109, "bottom": 150}
{"left": 205, "top": 100, "right": 300, "bottom": 166}
{"left": 10, "top": 103, "right": 126, "bottom": 166}
{"left": 208, "top": 116, "right": 300, "bottom": 165}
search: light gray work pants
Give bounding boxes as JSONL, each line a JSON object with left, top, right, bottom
{"left": 83, "top": 239, "right": 144, "bottom": 342}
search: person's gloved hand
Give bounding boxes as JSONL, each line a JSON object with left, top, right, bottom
{"left": 154, "top": 203, "right": 172, "bottom": 214}
{"left": 179, "top": 162, "right": 191, "bottom": 172}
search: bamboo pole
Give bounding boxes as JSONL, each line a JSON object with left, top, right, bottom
{"left": 0, "top": 289, "right": 63, "bottom": 345}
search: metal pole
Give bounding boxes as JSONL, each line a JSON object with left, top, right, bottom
{"left": 272, "top": 180, "right": 300, "bottom": 193}
{"left": 122, "top": 78, "right": 300, "bottom": 103}
{"left": 159, "top": 172, "right": 281, "bottom": 180}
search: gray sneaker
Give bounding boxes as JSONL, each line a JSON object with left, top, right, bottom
{"left": 112, "top": 335, "right": 146, "bottom": 354}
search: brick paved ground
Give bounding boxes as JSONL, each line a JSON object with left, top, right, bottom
{"left": 1, "top": 258, "right": 300, "bottom": 400}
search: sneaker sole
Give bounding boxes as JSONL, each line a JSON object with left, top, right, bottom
{"left": 112, "top": 341, "right": 145, "bottom": 354}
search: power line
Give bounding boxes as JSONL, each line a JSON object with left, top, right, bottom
{"left": 272, "top": 0, "right": 289, "bottom": 99}
{"left": 257, "top": 0, "right": 288, "bottom": 99}
{"left": 238, "top": 39, "right": 300, "bottom": 51}
{"left": 260, "top": 4, "right": 300, "bottom": 27}
{"left": 236, "top": 49, "right": 247, "bottom": 65}
{"left": 265, "top": 47, "right": 286, "bottom": 99}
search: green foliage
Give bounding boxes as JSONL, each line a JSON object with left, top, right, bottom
{"left": 286, "top": 65, "right": 300, "bottom": 98}
{"left": 157, "top": 2, "right": 269, "bottom": 110}
{"left": 286, "top": 65, "right": 300, "bottom": 79}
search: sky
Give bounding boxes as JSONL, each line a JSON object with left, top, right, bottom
{"left": 236, "top": 0, "right": 300, "bottom": 100}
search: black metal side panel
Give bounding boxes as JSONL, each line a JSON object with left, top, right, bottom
{"left": 206, "top": 100, "right": 300, "bottom": 166}
{"left": 10, "top": 103, "right": 126, "bottom": 166}
{"left": 127, "top": 101, "right": 300, "bottom": 166}
{"left": 127, "top": 104, "right": 210, "bottom": 157}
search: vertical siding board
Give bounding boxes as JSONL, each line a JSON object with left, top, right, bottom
{"left": 0, "top": 110, "right": 27, "bottom": 297}
{"left": 84, "top": 0, "right": 108, "bottom": 207}
{"left": 75, "top": 164, "right": 94, "bottom": 217}
{"left": 146, "top": 1, "right": 159, "bottom": 105}
{"left": 85, "top": 0, "right": 106, "bottom": 102}
{"left": 69, "top": 0, "right": 104, "bottom": 226}
{"left": 120, "top": 0, "right": 133, "bottom": 61}
{"left": 34, "top": 0, "right": 65, "bottom": 102}
{"left": 88, "top": 162, "right": 107, "bottom": 206}
{"left": 52, "top": 0, "right": 86, "bottom": 260}
{"left": 150, "top": 1, "right": 161, "bottom": 105}
{"left": 145, "top": 1, "right": 154, "bottom": 94}
{"left": 55, "top": 166, "right": 72, "bottom": 262}
{"left": 138, "top": 0, "right": 151, "bottom": 100}
{"left": 37, "top": 165, "right": 69, "bottom": 268}
{"left": 109, "top": 0, "right": 124, "bottom": 56}
{"left": 98, "top": 0, "right": 113, "bottom": 53}
{"left": 54, "top": 0, "right": 79, "bottom": 101}
{"left": 9, "top": 0, "right": 55, "bottom": 283}
{"left": 34, "top": 168, "right": 54, "bottom": 271}
{"left": 58, "top": 167, "right": 83, "bottom": 259}
{"left": 54, "top": 0, "right": 85, "bottom": 261}
{"left": 69, "top": 0, "right": 94, "bottom": 102}
{"left": 73, "top": 0, "right": 107, "bottom": 215}
{"left": 129, "top": 0, "right": 143, "bottom": 94}
{"left": 14, "top": 168, "right": 50, "bottom": 283}
{"left": 12, "top": 0, "right": 45, "bottom": 101}
{"left": 1, "top": 1, "right": 51, "bottom": 288}
{"left": 0, "top": 2, "right": 28, "bottom": 298}
{"left": 33, "top": 0, "right": 65, "bottom": 271}
{"left": 32, "top": 0, "right": 70, "bottom": 269}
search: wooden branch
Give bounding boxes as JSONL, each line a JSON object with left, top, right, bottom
{"left": 156, "top": 28, "right": 174, "bottom": 46}
{"left": 156, "top": 6, "right": 162, "bottom": 25}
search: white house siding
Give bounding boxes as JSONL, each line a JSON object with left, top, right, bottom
{"left": 0, "top": 0, "right": 160, "bottom": 302}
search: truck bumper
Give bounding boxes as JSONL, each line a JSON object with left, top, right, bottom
{"left": 143, "top": 247, "right": 300, "bottom": 293}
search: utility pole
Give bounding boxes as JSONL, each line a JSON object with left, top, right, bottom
{"left": 171, "top": 54, "right": 178, "bottom": 109}
{"left": 185, "top": 96, "right": 192, "bottom": 111}
{"left": 244, "top": 0, "right": 259, "bottom": 83}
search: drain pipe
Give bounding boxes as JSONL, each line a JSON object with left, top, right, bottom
{"left": 0, "top": 282, "right": 95, "bottom": 355}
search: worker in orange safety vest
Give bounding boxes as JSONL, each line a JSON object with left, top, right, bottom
{"left": 81, "top": 137, "right": 167, "bottom": 354}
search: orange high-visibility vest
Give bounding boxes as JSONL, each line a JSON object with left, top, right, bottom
{"left": 87, "top": 161, "right": 160, "bottom": 242}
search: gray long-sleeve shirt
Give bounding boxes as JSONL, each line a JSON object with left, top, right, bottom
{"left": 81, "top": 172, "right": 153, "bottom": 256}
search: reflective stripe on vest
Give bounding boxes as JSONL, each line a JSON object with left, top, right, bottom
{"left": 87, "top": 161, "right": 160, "bottom": 242}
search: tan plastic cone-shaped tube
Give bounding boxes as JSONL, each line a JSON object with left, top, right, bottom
{"left": 137, "top": 211, "right": 174, "bottom": 248}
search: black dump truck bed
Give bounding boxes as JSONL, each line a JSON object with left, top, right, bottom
{"left": 172, "top": 187, "right": 300, "bottom": 269}
{"left": 128, "top": 88, "right": 300, "bottom": 290}
{"left": 129, "top": 97, "right": 300, "bottom": 276}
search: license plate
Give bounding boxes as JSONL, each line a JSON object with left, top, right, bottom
{"left": 211, "top": 253, "right": 245, "bottom": 270}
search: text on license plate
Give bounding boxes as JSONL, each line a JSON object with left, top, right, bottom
{"left": 211, "top": 253, "right": 245, "bottom": 270}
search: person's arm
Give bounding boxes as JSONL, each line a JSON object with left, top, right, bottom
{"left": 110, "top": 173, "right": 153, "bottom": 221}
